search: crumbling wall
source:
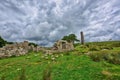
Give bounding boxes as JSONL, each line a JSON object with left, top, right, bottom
{"left": 0, "top": 41, "right": 42, "bottom": 58}
{"left": 46, "top": 40, "right": 74, "bottom": 54}
{"left": 0, "top": 40, "right": 74, "bottom": 58}
{"left": 54, "top": 40, "right": 74, "bottom": 51}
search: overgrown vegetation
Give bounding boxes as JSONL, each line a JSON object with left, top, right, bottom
{"left": 86, "top": 41, "right": 120, "bottom": 49}
{"left": 85, "top": 41, "right": 120, "bottom": 65}
{"left": 89, "top": 50, "right": 120, "bottom": 64}
{"left": 1, "top": 75, "right": 6, "bottom": 80}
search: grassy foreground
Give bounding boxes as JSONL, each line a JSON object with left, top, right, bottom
{"left": 0, "top": 41, "right": 120, "bottom": 80}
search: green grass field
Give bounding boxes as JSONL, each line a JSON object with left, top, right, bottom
{"left": 0, "top": 41, "right": 120, "bottom": 80}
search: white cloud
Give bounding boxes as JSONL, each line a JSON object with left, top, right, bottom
{"left": 0, "top": 0, "right": 120, "bottom": 46}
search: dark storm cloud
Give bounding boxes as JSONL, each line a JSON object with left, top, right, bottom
{"left": 0, "top": 0, "right": 120, "bottom": 46}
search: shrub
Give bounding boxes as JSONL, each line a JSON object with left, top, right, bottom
{"left": 89, "top": 45, "right": 100, "bottom": 51}
{"left": 75, "top": 45, "right": 89, "bottom": 53}
{"left": 100, "top": 45, "right": 113, "bottom": 50}
{"left": 89, "top": 51, "right": 102, "bottom": 62}
{"left": 89, "top": 50, "right": 120, "bottom": 64}
{"left": 1, "top": 75, "right": 6, "bottom": 80}
{"left": 86, "top": 41, "right": 120, "bottom": 51}
{"left": 110, "top": 42, "right": 120, "bottom": 47}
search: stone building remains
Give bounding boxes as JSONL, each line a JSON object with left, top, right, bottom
{"left": 0, "top": 40, "right": 74, "bottom": 58}
{"left": 53, "top": 40, "right": 74, "bottom": 51}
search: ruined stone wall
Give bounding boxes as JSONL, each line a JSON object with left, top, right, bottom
{"left": 45, "top": 40, "right": 74, "bottom": 54}
{"left": 55, "top": 40, "right": 74, "bottom": 51}
{"left": 0, "top": 41, "right": 42, "bottom": 58}
{"left": 0, "top": 40, "right": 74, "bottom": 58}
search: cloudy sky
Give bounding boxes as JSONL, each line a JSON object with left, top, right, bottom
{"left": 0, "top": 0, "right": 120, "bottom": 46}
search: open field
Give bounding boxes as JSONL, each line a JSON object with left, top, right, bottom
{"left": 0, "top": 41, "right": 120, "bottom": 80}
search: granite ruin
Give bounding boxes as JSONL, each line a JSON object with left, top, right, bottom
{"left": 0, "top": 40, "right": 74, "bottom": 58}
{"left": 0, "top": 41, "right": 42, "bottom": 58}
{"left": 0, "top": 31, "right": 88, "bottom": 58}
{"left": 52, "top": 40, "right": 74, "bottom": 51}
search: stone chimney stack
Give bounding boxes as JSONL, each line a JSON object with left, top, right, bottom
{"left": 80, "top": 31, "right": 84, "bottom": 45}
